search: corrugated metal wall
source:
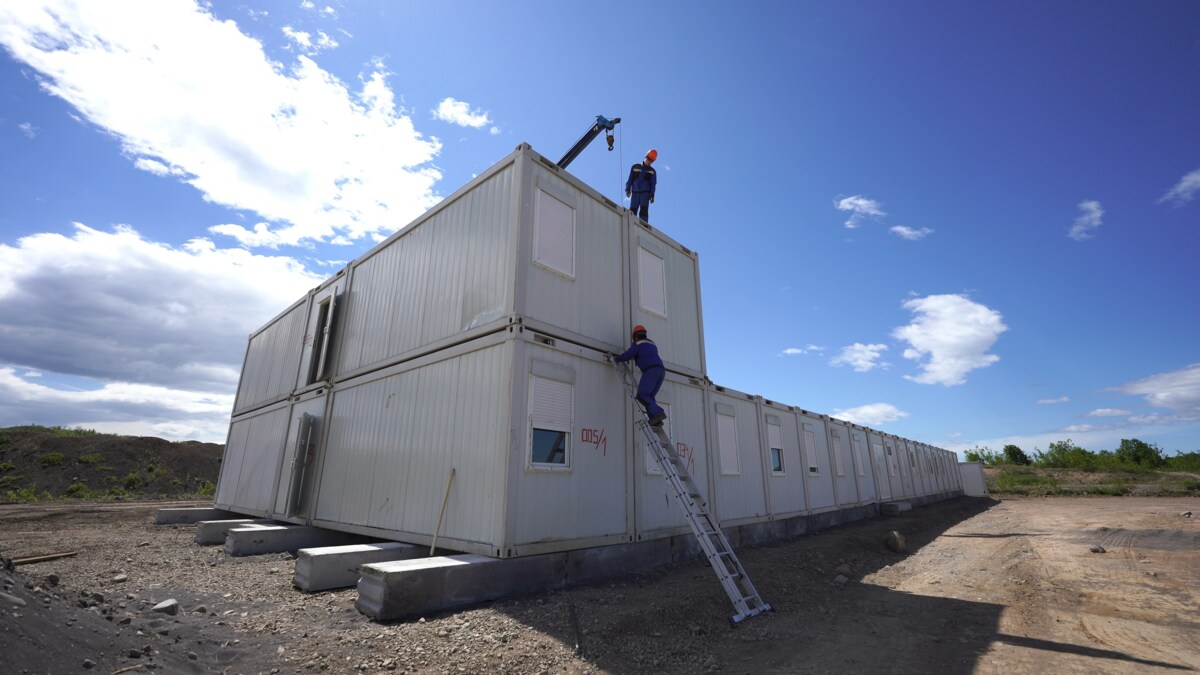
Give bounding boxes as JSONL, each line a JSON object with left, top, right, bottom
{"left": 798, "top": 413, "right": 837, "bottom": 512}
{"left": 708, "top": 387, "right": 767, "bottom": 523}
{"left": 760, "top": 402, "right": 808, "bottom": 518}
{"left": 826, "top": 419, "right": 861, "bottom": 506}
{"left": 232, "top": 300, "right": 308, "bottom": 414}
{"left": 635, "top": 374, "right": 712, "bottom": 536}
{"left": 312, "top": 333, "right": 513, "bottom": 552}
{"left": 848, "top": 425, "right": 877, "bottom": 503}
{"left": 215, "top": 402, "right": 291, "bottom": 514}
{"left": 334, "top": 163, "right": 518, "bottom": 377}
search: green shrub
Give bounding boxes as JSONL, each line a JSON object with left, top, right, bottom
{"left": 48, "top": 426, "right": 98, "bottom": 437}
{"left": 65, "top": 482, "right": 91, "bottom": 498}
{"left": 0, "top": 462, "right": 15, "bottom": 472}
{"left": 0, "top": 475, "right": 20, "bottom": 489}
{"left": 39, "top": 452, "right": 66, "bottom": 467}
{"left": 146, "top": 463, "right": 157, "bottom": 474}
{"left": 78, "top": 453, "right": 103, "bottom": 465}
{"left": 4, "top": 485, "right": 46, "bottom": 503}
{"left": 1164, "top": 451, "right": 1200, "bottom": 472}
{"left": 1003, "top": 444, "right": 1032, "bottom": 465}
{"left": 97, "top": 465, "right": 115, "bottom": 472}
{"left": 122, "top": 472, "right": 144, "bottom": 491}
{"left": 194, "top": 480, "right": 216, "bottom": 497}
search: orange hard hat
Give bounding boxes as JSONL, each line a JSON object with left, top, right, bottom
{"left": 632, "top": 325, "right": 647, "bottom": 336}
{"left": 645, "top": 149, "right": 658, "bottom": 162}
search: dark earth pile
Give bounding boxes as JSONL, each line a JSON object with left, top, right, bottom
{"left": 0, "top": 426, "right": 222, "bottom": 502}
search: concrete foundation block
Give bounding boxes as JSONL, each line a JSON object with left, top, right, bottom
{"left": 294, "top": 542, "right": 423, "bottom": 592}
{"left": 194, "top": 519, "right": 277, "bottom": 545}
{"left": 155, "top": 507, "right": 237, "bottom": 525}
{"left": 356, "top": 553, "right": 566, "bottom": 621}
{"left": 224, "top": 524, "right": 369, "bottom": 557}
{"left": 881, "top": 501, "right": 913, "bottom": 515}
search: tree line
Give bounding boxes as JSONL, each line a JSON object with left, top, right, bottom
{"left": 965, "top": 439, "right": 1200, "bottom": 472}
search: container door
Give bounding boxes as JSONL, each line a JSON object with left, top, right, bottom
{"left": 871, "top": 438, "right": 891, "bottom": 500}
{"left": 272, "top": 397, "right": 325, "bottom": 520}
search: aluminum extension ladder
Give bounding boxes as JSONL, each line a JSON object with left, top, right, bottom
{"left": 611, "top": 359, "right": 772, "bottom": 624}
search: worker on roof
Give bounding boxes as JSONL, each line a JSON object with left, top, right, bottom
{"left": 613, "top": 325, "right": 667, "bottom": 427}
{"left": 625, "top": 149, "right": 658, "bottom": 223}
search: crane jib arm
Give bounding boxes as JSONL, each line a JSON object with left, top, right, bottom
{"left": 556, "top": 115, "right": 621, "bottom": 169}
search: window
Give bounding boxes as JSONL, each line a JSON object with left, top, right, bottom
{"left": 638, "top": 247, "right": 666, "bottom": 317}
{"left": 767, "top": 422, "right": 784, "bottom": 475}
{"left": 804, "top": 426, "right": 820, "bottom": 476}
{"left": 852, "top": 436, "right": 866, "bottom": 477}
{"left": 530, "top": 376, "right": 573, "bottom": 467}
{"left": 717, "top": 412, "right": 740, "bottom": 475}
{"left": 534, "top": 189, "right": 574, "bottom": 278}
{"left": 830, "top": 429, "right": 846, "bottom": 477}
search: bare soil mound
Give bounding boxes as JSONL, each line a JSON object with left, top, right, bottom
{"left": 0, "top": 427, "right": 222, "bottom": 502}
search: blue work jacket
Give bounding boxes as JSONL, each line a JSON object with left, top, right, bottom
{"left": 625, "top": 162, "right": 657, "bottom": 195}
{"left": 616, "top": 339, "right": 664, "bottom": 372}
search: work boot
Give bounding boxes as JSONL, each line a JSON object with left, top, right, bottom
{"left": 649, "top": 413, "right": 666, "bottom": 427}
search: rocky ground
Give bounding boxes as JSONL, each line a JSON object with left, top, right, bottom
{"left": 1, "top": 495, "right": 1197, "bottom": 674}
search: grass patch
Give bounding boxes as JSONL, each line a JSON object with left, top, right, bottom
{"left": 0, "top": 475, "right": 21, "bottom": 489}
{"left": 39, "top": 452, "right": 66, "bottom": 467}
{"left": 78, "top": 452, "right": 104, "bottom": 465}
{"left": 3, "top": 484, "right": 50, "bottom": 503}
{"left": 0, "top": 462, "right": 15, "bottom": 472}
{"left": 193, "top": 480, "right": 216, "bottom": 498}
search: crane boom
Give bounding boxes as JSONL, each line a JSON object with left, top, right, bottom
{"left": 557, "top": 115, "right": 621, "bottom": 169}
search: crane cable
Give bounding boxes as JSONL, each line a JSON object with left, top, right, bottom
{"left": 617, "top": 123, "right": 625, "bottom": 207}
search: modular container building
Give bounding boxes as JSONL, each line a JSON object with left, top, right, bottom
{"left": 216, "top": 142, "right": 960, "bottom": 561}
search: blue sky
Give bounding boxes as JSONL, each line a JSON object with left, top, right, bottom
{"left": 1, "top": 1, "right": 1197, "bottom": 458}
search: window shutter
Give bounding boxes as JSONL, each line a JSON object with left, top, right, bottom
{"left": 535, "top": 190, "right": 574, "bottom": 277}
{"left": 717, "top": 412, "right": 739, "bottom": 474}
{"left": 638, "top": 247, "right": 666, "bottom": 316}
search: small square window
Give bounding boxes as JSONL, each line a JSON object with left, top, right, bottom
{"left": 531, "top": 428, "right": 568, "bottom": 465}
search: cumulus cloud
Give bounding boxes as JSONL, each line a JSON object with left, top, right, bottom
{"left": 433, "top": 97, "right": 492, "bottom": 129}
{"left": 282, "top": 26, "right": 338, "bottom": 53}
{"left": 834, "top": 195, "right": 885, "bottom": 229}
{"left": 889, "top": 225, "right": 933, "bottom": 240}
{"left": 0, "top": 1, "right": 442, "bottom": 248}
{"left": 1085, "top": 408, "right": 1131, "bottom": 418}
{"left": 1158, "top": 168, "right": 1200, "bottom": 206}
{"left": 1068, "top": 200, "right": 1103, "bottom": 241}
{"left": 832, "top": 403, "right": 908, "bottom": 427}
{"left": 830, "top": 343, "right": 889, "bottom": 372}
{"left": 892, "top": 294, "right": 1007, "bottom": 386}
{"left": 1037, "top": 396, "right": 1070, "bottom": 404}
{"left": 0, "top": 224, "right": 321, "bottom": 441}
{"left": 1114, "top": 363, "right": 1200, "bottom": 418}
{"left": 18, "top": 122, "right": 37, "bottom": 138}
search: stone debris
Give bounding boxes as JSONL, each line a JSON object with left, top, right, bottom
{"left": 1182, "top": 511, "right": 1192, "bottom": 518}
{"left": 884, "top": 531, "right": 907, "bottom": 553}
{"left": 151, "top": 598, "right": 180, "bottom": 615}
{"left": 1089, "top": 545, "right": 1106, "bottom": 553}
{"left": 833, "top": 574, "right": 849, "bottom": 586}
{"left": 112, "top": 573, "right": 128, "bottom": 583}
{"left": 835, "top": 563, "right": 852, "bottom": 576}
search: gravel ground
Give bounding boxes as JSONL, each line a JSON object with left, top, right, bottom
{"left": 4, "top": 496, "right": 1195, "bottom": 674}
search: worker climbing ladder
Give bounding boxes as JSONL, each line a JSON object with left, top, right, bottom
{"left": 610, "top": 359, "right": 772, "bottom": 624}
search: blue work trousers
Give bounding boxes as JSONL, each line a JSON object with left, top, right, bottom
{"left": 630, "top": 192, "right": 652, "bottom": 222}
{"left": 636, "top": 366, "right": 665, "bottom": 418}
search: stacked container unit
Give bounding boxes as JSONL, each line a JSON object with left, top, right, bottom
{"left": 216, "top": 142, "right": 962, "bottom": 563}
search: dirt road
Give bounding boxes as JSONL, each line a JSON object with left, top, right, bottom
{"left": 1, "top": 496, "right": 1196, "bottom": 674}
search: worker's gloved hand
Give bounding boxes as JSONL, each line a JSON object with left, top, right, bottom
{"left": 649, "top": 195, "right": 655, "bottom": 204}
{"left": 625, "top": 189, "right": 631, "bottom": 198}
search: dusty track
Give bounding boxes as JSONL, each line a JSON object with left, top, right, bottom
{"left": 1, "top": 496, "right": 1196, "bottom": 673}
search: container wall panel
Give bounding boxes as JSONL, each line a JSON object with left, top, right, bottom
{"left": 520, "top": 165, "right": 626, "bottom": 349}
{"left": 314, "top": 338, "right": 512, "bottom": 549}
{"left": 798, "top": 413, "right": 837, "bottom": 511}
{"left": 270, "top": 394, "right": 327, "bottom": 518}
{"left": 334, "top": 165, "right": 517, "bottom": 375}
{"left": 761, "top": 405, "right": 807, "bottom": 517}
{"left": 848, "top": 426, "right": 877, "bottom": 503}
{"left": 709, "top": 389, "right": 767, "bottom": 523}
{"left": 826, "top": 420, "right": 861, "bottom": 506}
{"left": 880, "top": 435, "right": 902, "bottom": 500}
{"left": 628, "top": 226, "right": 706, "bottom": 376}
{"left": 510, "top": 340, "right": 629, "bottom": 547}
{"left": 215, "top": 403, "right": 291, "bottom": 513}
{"left": 635, "top": 375, "right": 712, "bottom": 534}
{"left": 233, "top": 301, "right": 308, "bottom": 414}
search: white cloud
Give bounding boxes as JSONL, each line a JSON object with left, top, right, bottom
{"left": 1085, "top": 408, "right": 1131, "bottom": 418}
{"left": 779, "top": 344, "right": 825, "bottom": 357}
{"left": 282, "top": 25, "right": 312, "bottom": 48}
{"left": 0, "top": 1, "right": 442, "bottom": 248}
{"left": 1068, "top": 200, "right": 1103, "bottom": 241}
{"left": 834, "top": 195, "right": 885, "bottom": 229}
{"left": 281, "top": 26, "right": 338, "bottom": 53}
{"left": 0, "top": 223, "right": 322, "bottom": 441}
{"left": 832, "top": 403, "right": 908, "bottom": 427}
{"left": 1158, "top": 168, "right": 1200, "bottom": 206}
{"left": 1037, "top": 396, "right": 1070, "bottom": 404}
{"left": 433, "top": 97, "right": 491, "bottom": 129}
{"left": 1114, "top": 363, "right": 1200, "bottom": 418}
{"left": 830, "top": 343, "right": 889, "bottom": 372}
{"left": 889, "top": 225, "right": 933, "bottom": 240}
{"left": 18, "top": 122, "right": 37, "bottom": 138}
{"left": 490, "top": 126, "right": 501, "bottom": 136}
{"left": 892, "top": 294, "right": 1007, "bottom": 386}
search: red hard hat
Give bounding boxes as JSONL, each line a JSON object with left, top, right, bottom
{"left": 632, "top": 325, "right": 647, "bottom": 336}
{"left": 645, "top": 149, "right": 658, "bottom": 162}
